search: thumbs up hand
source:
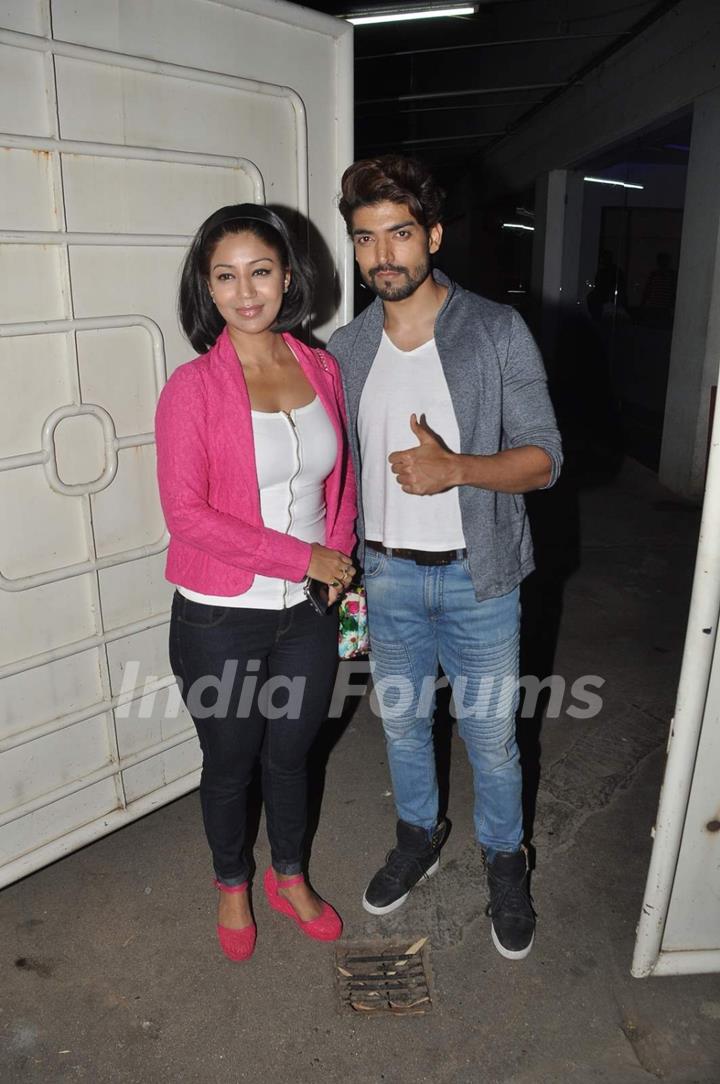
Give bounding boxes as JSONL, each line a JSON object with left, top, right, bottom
{"left": 409, "top": 412, "right": 436, "bottom": 445}
{"left": 388, "top": 413, "right": 460, "bottom": 495}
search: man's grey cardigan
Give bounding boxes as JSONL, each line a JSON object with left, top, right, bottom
{"left": 327, "top": 270, "right": 563, "bottom": 601}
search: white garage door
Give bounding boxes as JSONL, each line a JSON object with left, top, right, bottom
{"left": 0, "top": 0, "right": 353, "bottom": 887}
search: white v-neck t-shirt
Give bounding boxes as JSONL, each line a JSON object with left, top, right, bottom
{"left": 357, "top": 332, "right": 466, "bottom": 550}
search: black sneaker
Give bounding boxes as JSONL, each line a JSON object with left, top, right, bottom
{"left": 362, "top": 819, "right": 447, "bottom": 915}
{"left": 485, "top": 849, "right": 536, "bottom": 959}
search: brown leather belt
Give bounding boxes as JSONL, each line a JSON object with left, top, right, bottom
{"left": 365, "top": 539, "right": 467, "bottom": 566}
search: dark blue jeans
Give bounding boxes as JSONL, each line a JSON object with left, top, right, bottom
{"left": 169, "top": 592, "right": 338, "bottom": 885}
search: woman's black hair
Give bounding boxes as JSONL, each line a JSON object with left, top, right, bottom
{"left": 179, "top": 203, "right": 316, "bottom": 354}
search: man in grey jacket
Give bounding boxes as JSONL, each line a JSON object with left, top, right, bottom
{"left": 328, "top": 155, "right": 562, "bottom": 960}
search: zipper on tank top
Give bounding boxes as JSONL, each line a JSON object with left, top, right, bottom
{"left": 281, "top": 410, "right": 302, "bottom": 608}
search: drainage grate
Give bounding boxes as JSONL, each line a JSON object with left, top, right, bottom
{"left": 335, "top": 936, "right": 432, "bottom": 1015}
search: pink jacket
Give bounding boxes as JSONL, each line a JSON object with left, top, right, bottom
{"left": 155, "top": 328, "right": 357, "bottom": 595}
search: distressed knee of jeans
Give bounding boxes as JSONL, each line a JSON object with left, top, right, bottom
{"left": 370, "top": 640, "right": 420, "bottom": 722}
{"left": 373, "top": 685, "right": 419, "bottom": 727}
{"left": 467, "top": 736, "right": 519, "bottom": 775}
{"left": 458, "top": 712, "right": 517, "bottom": 752}
{"left": 383, "top": 714, "right": 431, "bottom": 745}
{"left": 455, "top": 641, "right": 519, "bottom": 721}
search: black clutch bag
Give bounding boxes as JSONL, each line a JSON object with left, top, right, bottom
{"left": 303, "top": 577, "right": 330, "bottom": 616}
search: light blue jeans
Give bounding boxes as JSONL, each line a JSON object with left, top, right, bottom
{"left": 363, "top": 548, "right": 523, "bottom": 861}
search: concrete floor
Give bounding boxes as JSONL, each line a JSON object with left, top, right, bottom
{"left": 3, "top": 457, "right": 720, "bottom": 1084}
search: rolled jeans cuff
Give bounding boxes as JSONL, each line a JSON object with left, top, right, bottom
{"left": 214, "top": 870, "right": 249, "bottom": 888}
{"left": 272, "top": 859, "right": 303, "bottom": 876}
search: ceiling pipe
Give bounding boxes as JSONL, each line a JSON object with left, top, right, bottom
{"left": 397, "top": 130, "right": 503, "bottom": 145}
{"left": 367, "top": 132, "right": 500, "bottom": 149}
{"left": 358, "top": 99, "right": 543, "bottom": 117}
{"left": 358, "top": 31, "right": 629, "bottom": 61}
{"left": 357, "top": 81, "right": 570, "bottom": 106}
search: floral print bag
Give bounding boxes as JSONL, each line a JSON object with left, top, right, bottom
{"left": 337, "top": 585, "right": 369, "bottom": 659}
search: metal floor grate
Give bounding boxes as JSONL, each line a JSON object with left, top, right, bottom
{"left": 335, "top": 937, "right": 432, "bottom": 1015}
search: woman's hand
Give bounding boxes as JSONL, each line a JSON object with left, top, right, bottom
{"left": 308, "top": 543, "right": 356, "bottom": 598}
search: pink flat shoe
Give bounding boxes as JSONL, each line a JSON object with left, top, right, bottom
{"left": 214, "top": 879, "right": 257, "bottom": 961}
{"left": 263, "top": 867, "right": 342, "bottom": 941}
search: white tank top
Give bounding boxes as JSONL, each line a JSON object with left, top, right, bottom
{"left": 358, "top": 333, "right": 466, "bottom": 550}
{"left": 179, "top": 396, "right": 337, "bottom": 609}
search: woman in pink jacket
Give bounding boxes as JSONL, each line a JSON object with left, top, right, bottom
{"left": 155, "top": 204, "right": 356, "bottom": 962}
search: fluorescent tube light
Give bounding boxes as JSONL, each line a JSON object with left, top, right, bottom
{"left": 502, "top": 222, "right": 534, "bottom": 231}
{"left": 347, "top": 6, "right": 476, "bottom": 26}
{"left": 583, "top": 176, "right": 644, "bottom": 190}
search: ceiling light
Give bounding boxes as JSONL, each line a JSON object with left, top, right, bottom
{"left": 583, "top": 176, "right": 644, "bottom": 190}
{"left": 346, "top": 5, "right": 477, "bottom": 27}
{"left": 502, "top": 222, "right": 534, "bottom": 231}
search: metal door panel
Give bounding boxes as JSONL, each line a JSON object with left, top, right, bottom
{"left": 62, "top": 157, "right": 255, "bottom": 235}
{"left": 0, "top": 148, "right": 56, "bottom": 229}
{"left": 0, "top": 578, "right": 97, "bottom": 675}
{"left": 662, "top": 631, "right": 720, "bottom": 950}
{"left": 115, "top": 688, "right": 187, "bottom": 764}
{"left": 0, "top": 779, "right": 122, "bottom": 868}
{"left": 69, "top": 249, "right": 188, "bottom": 368}
{"left": 91, "top": 446, "right": 164, "bottom": 557}
{"left": 0, "top": 44, "right": 49, "bottom": 134}
{"left": 0, "top": 335, "right": 75, "bottom": 455}
{"left": 76, "top": 328, "right": 158, "bottom": 439}
{"left": 0, "top": 0, "right": 352, "bottom": 887}
{"left": 0, "top": 1, "right": 46, "bottom": 35}
{"left": 98, "top": 553, "right": 169, "bottom": 632}
{"left": 0, "top": 248, "right": 67, "bottom": 320}
{"left": 106, "top": 626, "right": 171, "bottom": 698}
{"left": 0, "top": 714, "right": 115, "bottom": 814}
{"left": 122, "top": 739, "right": 199, "bottom": 807}
{"left": 634, "top": 332, "right": 720, "bottom": 976}
{"left": 54, "top": 57, "right": 296, "bottom": 198}
{"left": 54, "top": 413, "right": 106, "bottom": 484}
{"left": 1, "top": 465, "right": 92, "bottom": 576}
{"left": 2, "top": 651, "right": 104, "bottom": 742}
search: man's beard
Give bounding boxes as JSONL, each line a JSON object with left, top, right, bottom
{"left": 362, "top": 255, "right": 432, "bottom": 301}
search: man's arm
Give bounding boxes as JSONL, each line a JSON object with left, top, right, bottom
{"left": 497, "top": 308, "right": 563, "bottom": 485}
{"left": 453, "top": 444, "right": 551, "bottom": 492}
{"left": 389, "top": 414, "right": 551, "bottom": 495}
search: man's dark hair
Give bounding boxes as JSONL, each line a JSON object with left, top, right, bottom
{"left": 179, "top": 203, "right": 315, "bottom": 354}
{"left": 338, "top": 155, "right": 444, "bottom": 235}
